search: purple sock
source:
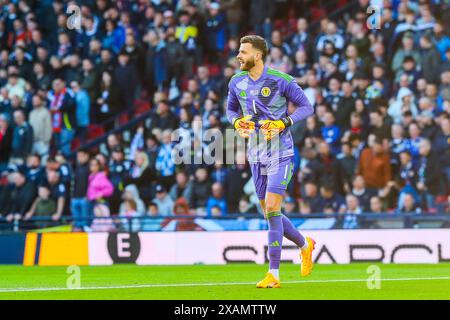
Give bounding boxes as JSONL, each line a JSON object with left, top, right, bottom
{"left": 267, "top": 212, "right": 283, "bottom": 270}
{"left": 282, "top": 214, "right": 305, "bottom": 248}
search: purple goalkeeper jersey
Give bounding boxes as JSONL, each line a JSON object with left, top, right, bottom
{"left": 226, "top": 66, "right": 314, "bottom": 163}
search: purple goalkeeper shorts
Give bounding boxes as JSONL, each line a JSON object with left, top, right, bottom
{"left": 250, "top": 156, "right": 294, "bottom": 200}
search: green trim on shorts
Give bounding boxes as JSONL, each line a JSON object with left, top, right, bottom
{"left": 266, "top": 211, "right": 282, "bottom": 219}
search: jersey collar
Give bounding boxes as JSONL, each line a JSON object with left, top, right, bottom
{"left": 248, "top": 65, "right": 268, "bottom": 84}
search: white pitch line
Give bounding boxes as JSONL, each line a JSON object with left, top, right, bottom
{"left": 1, "top": 276, "right": 450, "bottom": 293}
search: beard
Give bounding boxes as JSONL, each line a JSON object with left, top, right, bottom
{"left": 240, "top": 57, "right": 255, "bottom": 71}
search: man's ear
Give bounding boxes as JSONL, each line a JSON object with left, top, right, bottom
{"left": 255, "top": 52, "right": 262, "bottom": 63}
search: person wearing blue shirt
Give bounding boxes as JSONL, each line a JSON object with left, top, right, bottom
{"left": 70, "top": 81, "right": 90, "bottom": 143}
{"left": 321, "top": 112, "right": 341, "bottom": 154}
{"left": 206, "top": 182, "right": 227, "bottom": 217}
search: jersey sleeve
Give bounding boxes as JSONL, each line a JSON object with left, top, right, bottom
{"left": 226, "top": 79, "right": 241, "bottom": 125}
{"left": 284, "top": 80, "right": 314, "bottom": 124}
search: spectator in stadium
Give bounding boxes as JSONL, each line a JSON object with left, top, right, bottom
{"left": 149, "top": 100, "right": 179, "bottom": 131}
{"left": 317, "top": 183, "right": 346, "bottom": 213}
{"left": 144, "top": 29, "right": 168, "bottom": 94}
{"left": 142, "top": 202, "right": 163, "bottom": 231}
{"left": 321, "top": 112, "right": 340, "bottom": 154}
{"left": 4, "top": 171, "right": 36, "bottom": 222}
{"left": 432, "top": 22, "right": 450, "bottom": 61}
{"left": 396, "top": 150, "right": 419, "bottom": 203}
{"left": 406, "top": 122, "right": 424, "bottom": 165}
{"left": 86, "top": 158, "right": 114, "bottom": 203}
{"left": 394, "top": 55, "right": 420, "bottom": 87}
{"left": 283, "top": 197, "right": 297, "bottom": 215}
{"left": 390, "top": 124, "right": 408, "bottom": 172}
{"left": 196, "top": 66, "right": 215, "bottom": 104}
{"left": 351, "top": 175, "right": 376, "bottom": 213}
{"left": 249, "top": 0, "right": 275, "bottom": 41}
{"left": 47, "top": 78, "right": 75, "bottom": 156}
{"left": 4, "top": 72, "right": 25, "bottom": 102}
{"left": 315, "top": 141, "right": 343, "bottom": 194}
{"left": 221, "top": 0, "right": 243, "bottom": 38}
{"left": 391, "top": 32, "right": 421, "bottom": 76}
{"left": 369, "top": 109, "right": 391, "bottom": 142}
{"left": 238, "top": 197, "right": 254, "bottom": 214}
{"left": 64, "top": 54, "right": 82, "bottom": 85}
{"left": 337, "top": 143, "right": 357, "bottom": 192}
{"left": 120, "top": 184, "right": 146, "bottom": 216}
{"left": 71, "top": 149, "right": 91, "bottom": 231}
{"left": 266, "top": 46, "right": 292, "bottom": 74}
{"left": 48, "top": 154, "right": 72, "bottom": 188}
{"left": 96, "top": 70, "right": 121, "bottom": 128}
{"left": 336, "top": 81, "right": 356, "bottom": 130}
{"left": 369, "top": 196, "right": 383, "bottom": 213}
{"left": 24, "top": 154, "right": 45, "bottom": 188}
{"left": 124, "top": 151, "right": 155, "bottom": 202}
{"left": 144, "top": 133, "right": 160, "bottom": 171}
{"left": 141, "top": 202, "right": 165, "bottom": 232}
{"left": 341, "top": 194, "right": 362, "bottom": 229}
{"left": 301, "top": 180, "right": 321, "bottom": 213}
{"left": 389, "top": 87, "right": 418, "bottom": 124}
{"left": 419, "top": 34, "right": 442, "bottom": 84}
{"left": 299, "top": 201, "right": 311, "bottom": 215}
{"left": 290, "top": 18, "right": 314, "bottom": 62}
{"left": 119, "top": 198, "right": 141, "bottom": 232}
{"left": 174, "top": 10, "right": 198, "bottom": 76}
{"left": 169, "top": 171, "right": 193, "bottom": 203}
{"left": 70, "top": 80, "right": 90, "bottom": 143}
{"left": 0, "top": 114, "right": 12, "bottom": 173}
{"left": 151, "top": 184, "right": 174, "bottom": 217}
{"left": 397, "top": 192, "right": 422, "bottom": 214}
{"left": 90, "top": 202, "right": 116, "bottom": 232}
{"left": 317, "top": 21, "right": 345, "bottom": 52}
{"left": 155, "top": 129, "right": 176, "bottom": 190}
{"left": 432, "top": 115, "right": 450, "bottom": 182}
{"left": 189, "top": 167, "right": 212, "bottom": 214}
{"left": 417, "top": 139, "right": 442, "bottom": 212}
{"left": 23, "top": 185, "right": 56, "bottom": 222}
{"left": 114, "top": 52, "right": 138, "bottom": 110}
{"left": 11, "top": 109, "right": 33, "bottom": 165}
{"left": 29, "top": 94, "right": 52, "bottom": 159}
{"left": 44, "top": 169, "right": 67, "bottom": 221}
{"left": 225, "top": 151, "right": 250, "bottom": 213}
{"left": 121, "top": 31, "right": 146, "bottom": 83}
{"left": 205, "top": 2, "right": 226, "bottom": 62}
{"left": 108, "top": 146, "right": 132, "bottom": 213}
{"left": 206, "top": 182, "right": 227, "bottom": 217}
{"left": 358, "top": 138, "right": 391, "bottom": 189}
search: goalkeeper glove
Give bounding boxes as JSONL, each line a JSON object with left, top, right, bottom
{"left": 233, "top": 115, "right": 255, "bottom": 138}
{"left": 258, "top": 117, "right": 293, "bottom": 141}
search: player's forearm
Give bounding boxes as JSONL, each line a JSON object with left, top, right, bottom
{"left": 227, "top": 109, "right": 242, "bottom": 126}
{"left": 288, "top": 96, "right": 314, "bottom": 124}
{"left": 285, "top": 82, "right": 314, "bottom": 124}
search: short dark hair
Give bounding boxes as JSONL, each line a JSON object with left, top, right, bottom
{"left": 240, "top": 35, "right": 268, "bottom": 61}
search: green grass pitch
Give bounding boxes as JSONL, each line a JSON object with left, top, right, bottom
{"left": 0, "top": 263, "right": 449, "bottom": 300}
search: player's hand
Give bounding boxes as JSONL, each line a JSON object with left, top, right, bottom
{"left": 258, "top": 119, "right": 288, "bottom": 141}
{"left": 234, "top": 115, "right": 255, "bottom": 139}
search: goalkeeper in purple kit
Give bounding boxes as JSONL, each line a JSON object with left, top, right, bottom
{"left": 227, "top": 35, "right": 316, "bottom": 288}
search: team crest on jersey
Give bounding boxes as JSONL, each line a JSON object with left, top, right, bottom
{"left": 261, "top": 87, "right": 271, "bottom": 97}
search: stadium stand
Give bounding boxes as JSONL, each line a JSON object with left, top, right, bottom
{"left": 0, "top": 0, "right": 449, "bottom": 232}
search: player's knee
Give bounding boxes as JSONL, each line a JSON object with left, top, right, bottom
{"left": 265, "top": 201, "right": 280, "bottom": 215}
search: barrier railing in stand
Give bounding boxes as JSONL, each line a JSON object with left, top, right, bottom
{"left": 1, "top": 212, "right": 449, "bottom": 233}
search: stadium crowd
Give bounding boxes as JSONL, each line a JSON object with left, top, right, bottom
{"left": 0, "top": 0, "right": 449, "bottom": 231}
